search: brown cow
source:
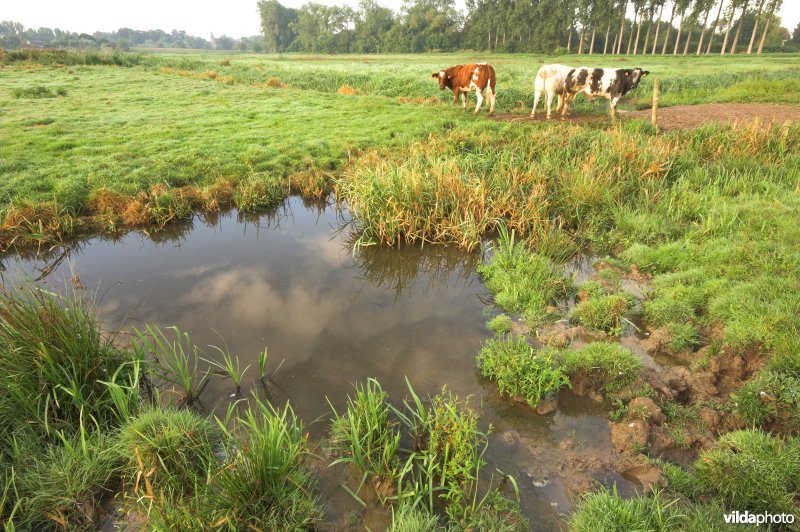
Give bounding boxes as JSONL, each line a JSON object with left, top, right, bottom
{"left": 432, "top": 63, "right": 496, "bottom": 114}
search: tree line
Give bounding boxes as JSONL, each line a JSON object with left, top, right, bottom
{"left": 0, "top": 22, "right": 264, "bottom": 52}
{"left": 259, "top": 0, "right": 795, "bottom": 54}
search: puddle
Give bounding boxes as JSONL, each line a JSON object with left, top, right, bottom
{"left": 0, "top": 196, "right": 636, "bottom": 529}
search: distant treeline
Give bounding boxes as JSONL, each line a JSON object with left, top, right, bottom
{"left": 259, "top": 0, "right": 798, "bottom": 54}
{"left": 3, "top": 0, "right": 800, "bottom": 55}
{"left": 0, "top": 21, "right": 264, "bottom": 52}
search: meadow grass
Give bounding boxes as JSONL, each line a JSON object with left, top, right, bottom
{"left": 569, "top": 293, "right": 630, "bottom": 335}
{"left": 694, "top": 430, "right": 800, "bottom": 514}
{"left": 477, "top": 227, "right": 571, "bottom": 322}
{"left": 486, "top": 313, "right": 513, "bottom": 334}
{"left": 476, "top": 335, "right": 569, "bottom": 408}
{"left": 569, "top": 487, "right": 683, "bottom": 532}
{"left": 560, "top": 343, "right": 641, "bottom": 395}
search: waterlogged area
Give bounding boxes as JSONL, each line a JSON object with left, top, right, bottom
{"left": 1, "top": 195, "right": 636, "bottom": 529}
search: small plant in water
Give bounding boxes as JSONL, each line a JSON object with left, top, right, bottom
{"left": 133, "top": 325, "right": 209, "bottom": 404}
{"left": 204, "top": 345, "right": 250, "bottom": 395}
{"left": 329, "top": 379, "right": 401, "bottom": 484}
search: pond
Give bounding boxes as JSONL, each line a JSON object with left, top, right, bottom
{"left": 0, "top": 195, "right": 636, "bottom": 530}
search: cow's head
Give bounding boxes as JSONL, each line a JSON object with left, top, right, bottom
{"left": 629, "top": 68, "right": 650, "bottom": 89}
{"left": 432, "top": 70, "right": 449, "bottom": 90}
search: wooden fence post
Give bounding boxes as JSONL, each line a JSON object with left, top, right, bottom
{"left": 651, "top": 78, "right": 660, "bottom": 129}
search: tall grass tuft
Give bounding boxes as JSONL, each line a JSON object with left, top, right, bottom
{"left": 560, "top": 343, "right": 641, "bottom": 395}
{"left": 0, "top": 279, "right": 135, "bottom": 433}
{"left": 569, "top": 487, "right": 683, "bottom": 532}
{"left": 117, "top": 407, "right": 223, "bottom": 498}
{"left": 329, "top": 378, "right": 401, "bottom": 481}
{"left": 476, "top": 335, "right": 569, "bottom": 408}
{"left": 215, "top": 397, "right": 322, "bottom": 529}
{"left": 204, "top": 345, "right": 250, "bottom": 395}
{"left": 694, "top": 429, "right": 800, "bottom": 514}
{"left": 14, "top": 426, "right": 122, "bottom": 530}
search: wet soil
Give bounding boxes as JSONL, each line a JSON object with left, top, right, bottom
{"left": 493, "top": 102, "right": 800, "bottom": 130}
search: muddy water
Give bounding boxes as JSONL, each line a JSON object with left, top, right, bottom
{"left": 1, "top": 196, "right": 636, "bottom": 530}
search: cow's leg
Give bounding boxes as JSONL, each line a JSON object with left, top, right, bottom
{"left": 556, "top": 93, "right": 564, "bottom": 114}
{"left": 545, "top": 91, "right": 556, "bottom": 119}
{"left": 453, "top": 89, "right": 460, "bottom": 107}
{"left": 473, "top": 86, "right": 484, "bottom": 114}
{"left": 531, "top": 89, "right": 541, "bottom": 118}
{"left": 461, "top": 92, "right": 466, "bottom": 109}
{"left": 561, "top": 94, "right": 572, "bottom": 118}
{"left": 487, "top": 86, "right": 495, "bottom": 115}
{"left": 610, "top": 96, "right": 620, "bottom": 120}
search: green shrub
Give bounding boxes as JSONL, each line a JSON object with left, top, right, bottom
{"left": 478, "top": 228, "right": 570, "bottom": 324}
{"left": 569, "top": 487, "right": 683, "bottom": 532}
{"left": 487, "top": 314, "right": 513, "bottom": 334}
{"left": 560, "top": 343, "right": 641, "bottom": 394}
{"left": 118, "top": 407, "right": 223, "bottom": 496}
{"left": 476, "top": 335, "right": 569, "bottom": 408}
{"left": 694, "top": 429, "right": 800, "bottom": 514}
{"left": 570, "top": 294, "right": 629, "bottom": 335}
{"left": 329, "top": 378, "right": 400, "bottom": 479}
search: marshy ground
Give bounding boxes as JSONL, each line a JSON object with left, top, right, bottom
{"left": 1, "top": 49, "right": 800, "bottom": 530}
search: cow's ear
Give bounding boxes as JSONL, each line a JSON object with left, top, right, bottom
{"left": 642, "top": 70, "right": 650, "bottom": 77}
{"left": 625, "top": 71, "right": 631, "bottom": 77}
{"left": 432, "top": 73, "right": 439, "bottom": 78}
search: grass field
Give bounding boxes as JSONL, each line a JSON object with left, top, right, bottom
{"left": 1, "top": 51, "right": 799, "bottom": 228}
{"left": 2, "top": 49, "right": 800, "bottom": 528}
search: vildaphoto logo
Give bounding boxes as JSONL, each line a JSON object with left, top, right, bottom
{"left": 723, "top": 511, "right": 795, "bottom": 525}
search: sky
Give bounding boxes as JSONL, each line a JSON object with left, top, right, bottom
{"left": 3, "top": 0, "right": 799, "bottom": 39}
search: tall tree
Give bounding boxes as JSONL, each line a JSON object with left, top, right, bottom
{"left": 694, "top": 0, "right": 714, "bottom": 53}
{"left": 651, "top": 0, "right": 667, "bottom": 53}
{"left": 258, "top": 0, "right": 298, "bottom": 52}
{"left": 721, "top": 0, "right": 739, "bottom": 53}
{"left": 661, "top": 0, "right": 679, "bottom": 53}
{"left": 616, "top": 0, "right": 629, "bottom": 53}
{"left": 757, "top": 0, "right": 783, "bottom": 53}
{"left": 673, "top": 0, "right": 692, "bottom": 54}
{"left": 632, "top": 0, "right": 647, "bottom": 53}
{"left": 746, "top": 0, "right": 766, "bottom": 53}
{"left": 729, "top": 0, "right": 750, "bottom": 53}
{"left": 705, "top": 0, "right": 725, "bottom": 53}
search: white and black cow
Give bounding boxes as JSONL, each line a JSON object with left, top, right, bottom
{"left": 530, "top": 63, "right": 575, "bottom": 119}
{"left": 562, "top": 67, "right": 650, "bottom": 119}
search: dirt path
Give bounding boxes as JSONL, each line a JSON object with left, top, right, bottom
{"left": 493, "top": 103, "right": 800, "bottom": 130}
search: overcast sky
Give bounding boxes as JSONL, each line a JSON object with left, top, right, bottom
{"left": 4, "top": 1, "right": 799, "bottom": 39}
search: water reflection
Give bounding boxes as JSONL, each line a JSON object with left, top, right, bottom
{"left": 0, "top": 195, "right": 630, "bottom": 530}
